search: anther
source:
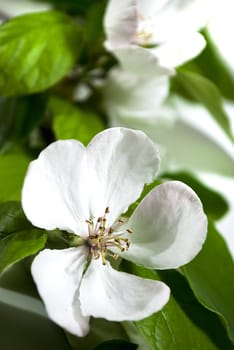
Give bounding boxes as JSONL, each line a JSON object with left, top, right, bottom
{"left": 126, "top": 229, "right": 133, "bottom": 234}
{"left": 105, "top": 207, "right": 110, "bottom": 214}
{"left": 108, "top": 227, "right": 113, "bottom": 235}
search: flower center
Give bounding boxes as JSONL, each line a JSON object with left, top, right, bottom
{"left": 135, "top": 14, "right": 155, "bottom": 46}
{"left": 85, "top": 207, "right": 133, "bottom": 265}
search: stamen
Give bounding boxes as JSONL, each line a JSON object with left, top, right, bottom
{"left": 85, "top": 207, "right": 133, "bottom": 265}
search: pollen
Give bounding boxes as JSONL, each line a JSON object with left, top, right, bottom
{"left": 86, "top": 207, "right": 133, "bottom": 265}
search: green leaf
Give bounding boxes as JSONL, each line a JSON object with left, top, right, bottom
{"left": 161, "top": 171, "right": 229, "bottom": 220}
{"left": 121, "top": 261, "right": 232, "bottom": 350}
{"left": 0, "top": 94, "right": 47, "bottom": 151}
{"left": 0, "top": 201, "right": 32, "bottom": 239}
{"left": 176, "top": 70, "right": 233, "bottom": 142}
{"left": 183, "top": 222, "right": 234, "bottom": 343}
{"left": 84, "top": 1, "right": 107, "bottom": 50}
{"left": 0, "top": 262, "right": 72, "bottom": 350}
{"left": 183, "top": 30, "right": 234, "bottom": 101}
{"left": 0, "top": 228, "right": 47, "bottom": 275}
{"left": 50, "top": 97, "right": 104, "bottom": 145}
{"left": 38, "top": 0, "right": 95, "bottom": 15}
{"left": 67, "top": 318, "right": 129, "bottom": 350}
{"left": 92, "top": 340, "right": 137, "bottom": 350}
{"left": 0, "top": 11, "right": 82, "bottom": 96}
{"left": 0, "top": 153, "right": 30, "bottom": 201}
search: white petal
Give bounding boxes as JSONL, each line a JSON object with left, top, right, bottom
{"left": 125, "top": 181, "right": 207, "bottom": 269}
{"left": 80, "top": 259, "right": 170, "bottom": 321}
{"left": 140, "top": 0, "right": 210, "bottom": 43}
{"left": 22, "top": 140, "right": 89, "bottom": 235}
{"left": 208, "top": 0, "right": 234, "bottom": 72}
{"left": 104, "top": 66, "right": 169, "bottom": 120}
{"left": 104, "top": 0, "right": 137, "bottom": 50}
{"left": 112, "top": 46, "right": 173, "bottom": 76}
{"left": 138, "top": 0, "right": 169, "bottom": 16}
{"left": 151, "top": 32, "right": 206, "bottom": 68}
{"left": 31, "top": 247, "right": 90, "bottom": 337}
{"left": 86, "top": 128, "right": 160, "bottom": 225}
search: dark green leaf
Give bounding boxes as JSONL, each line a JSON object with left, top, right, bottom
{"left": 161, "top": 171, "right": 229, "bottom": 220}
{"left": 0, "top": 201, "right": 32, "bottom": 239}
{"left": 176, "top": 70, "right": 233, "bottom": 142}
{"left": 0, "top": 300, "right": 73, "bottom": 350}
{"left": 0, "top": 153, "right": 30, "bottom": 201}
{"left": 84, "top": 1, "right": 107, "bottom": 50}
{"left": 0, "top": 94, "right": 47, "bottom": 151}
{"left": 121, "top": 261, "right": 232, "bottom": 350}
{"left": 0, "top": 11, "right": 82, "bottom": 95}
{"left": 183, "top": 222, "right": 234, "bottom": 343}
{"left": 0, "top": 262, "right": 72, "bottom": 350}
{"left": 0, "top": 229, "right": 46, "bottom": 275}
{"left": 50, "top": 97, "right": 104, "bottom": 145}
{"left": 36, "top": 0, "right": 95, "bottom": 15}
{"left": 67, "top": 318, "right": 129, "bottom": 350}
{"left": 92, "top": 339, "right": 137, "bottom": 350}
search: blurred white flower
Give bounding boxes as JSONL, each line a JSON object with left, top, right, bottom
{"left": 22, "top": 128, "right": 207, "bottom": 337}
{"left": 102, "top": 44, "right": 172, "bottom": 127}
{"left": 208, "top": 0, "right": 234, "bottom": 73}
{"left": 105, "top": 83, "right": 234, "bottom": 176}
{"left": 104, "top": 0, "right": 210, "bottom": 70}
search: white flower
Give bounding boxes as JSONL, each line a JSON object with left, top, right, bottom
{"left": 208, "top": 0, "right": 234, "bottom": 73}
{"left": 103, "top": 61, "right": 234, "bottom": 176}
{"left": 104, "top": 0, "right": 210, "bottom": 69}
{"left": 22, "top": 127, "right": 207, "bottom": 337}
{"left": 103, "top": 62, "right": 170, "bottom": 120}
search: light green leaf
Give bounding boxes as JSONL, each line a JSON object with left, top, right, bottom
{"left": 121, "top": 261, "right": 232, "bottom": 350}
{"left": 0, "top": 229, "right": 46, "bottom": 275}
{"left": 161, "top": 171, "right": 229, "bottom": 220}
{"left": 183, "top": 222, "right": 234, "bottom": 343}
{"left": 51, "top": 97, "right": 104, "bottom": 145}
{"left": 0, "top": 11, "right": 82, "bottom": 96}
{"left": 0, "top": 153, "right": 30, "bottom": 201}
{"left": 176, "top": 70, "right": 233, "bottom": 142}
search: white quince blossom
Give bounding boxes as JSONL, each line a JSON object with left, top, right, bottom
{"left": 103, "top": 60, "right": 170, "bottom": 120}
{"left": 22, "top": 128, "right": 207, "bottom": 337}
{"left": 104, "top": 79, "right": 234, "bottom": 176}
{"left": 104, "top": 0, "right": 210, "bottom": 70}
